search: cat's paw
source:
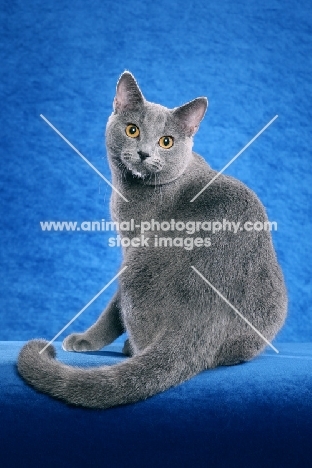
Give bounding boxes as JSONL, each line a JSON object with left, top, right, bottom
{"left": 62, "top": 333, "right": 96, "bottom": 352}
{"left": 122, "top": 338, "right": 133, "bottom": 356}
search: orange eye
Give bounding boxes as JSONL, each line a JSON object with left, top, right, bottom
{"left": 159, "top": 136, "right": 174, "bottom": 149}
{"left": 125, "top": 124, "right": 140, "bottom": 138}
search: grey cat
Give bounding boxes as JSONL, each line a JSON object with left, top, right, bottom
{"left": 17, "top": 72, "right": 287, "bottom": 408}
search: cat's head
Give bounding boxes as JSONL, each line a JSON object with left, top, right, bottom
{"left": 106, "top": 71, "right": 208, "bottom": 185}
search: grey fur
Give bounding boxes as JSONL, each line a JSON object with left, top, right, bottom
{"left": 17, "top": 72, "right": 287, "bottom": 409}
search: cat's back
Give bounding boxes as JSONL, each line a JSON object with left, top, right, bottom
{"left": 174, "top": 152, "right": 267, "bottom": 223}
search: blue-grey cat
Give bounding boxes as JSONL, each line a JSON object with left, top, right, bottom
{"left": 17, "top": 72, "right": 287, "bottom": 408}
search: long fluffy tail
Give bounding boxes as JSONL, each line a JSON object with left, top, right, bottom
{"left": 17, "top": 339, "right": 194, "bottom": 409}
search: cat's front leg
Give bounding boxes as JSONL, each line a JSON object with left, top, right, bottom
{"left": 62, "top": 291, "right": 124, "bottom": 352}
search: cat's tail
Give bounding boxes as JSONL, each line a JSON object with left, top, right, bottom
{"left": 17, "top": 339, "right": 194, "bottom": 409}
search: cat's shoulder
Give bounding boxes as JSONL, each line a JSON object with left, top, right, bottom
{"left": 189, "top": 152, "right": 266, "bottom": 214}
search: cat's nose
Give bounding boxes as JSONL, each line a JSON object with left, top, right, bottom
{"left": 138, "top": 150, "right": 150, "bottom": 161}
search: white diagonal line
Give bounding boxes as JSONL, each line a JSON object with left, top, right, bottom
{"left": 190, "top": 115, "right": 278, "bottom": 202}
{"left": 40, "top": 114, "right": 129, "bottom": 202}
{"left": 39, "top": 266, "right": 128, "bottom": 354}
{"left": 191, "top": 266, "right": 279, "bottom": 353}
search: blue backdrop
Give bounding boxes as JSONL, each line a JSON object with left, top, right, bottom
{"left": 0, "top": 0, "right": 311, "bottom": 342}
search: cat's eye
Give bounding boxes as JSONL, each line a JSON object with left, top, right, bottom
{"left": 125, "top": 124, "right": 140, "bottom": 138}
{"left": 159, "top": 136, "right": 174, "bottom": 149}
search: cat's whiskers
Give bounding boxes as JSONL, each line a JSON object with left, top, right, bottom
{"left": 156, "top": 174, "right": 161, "bottom": 200}
{"left": 116, "top": 161, "right": 127, "bottom": 181}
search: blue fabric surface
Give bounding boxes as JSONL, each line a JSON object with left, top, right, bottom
{"left": 0, "top": 0, "right": 311, "bottom": 341}
{"left": 1, "top": 339, "right": 312, "bottom": 467}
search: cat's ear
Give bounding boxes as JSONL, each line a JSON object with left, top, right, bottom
{"left": 172, "top": 97, "right": 208, "bottom": 136}
{"left": 113, "top": 71, "right": 144, "bottom": 113}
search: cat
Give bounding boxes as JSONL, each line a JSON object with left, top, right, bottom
{"left": 17, "top": 71, "right": 287, "bottom": 409}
